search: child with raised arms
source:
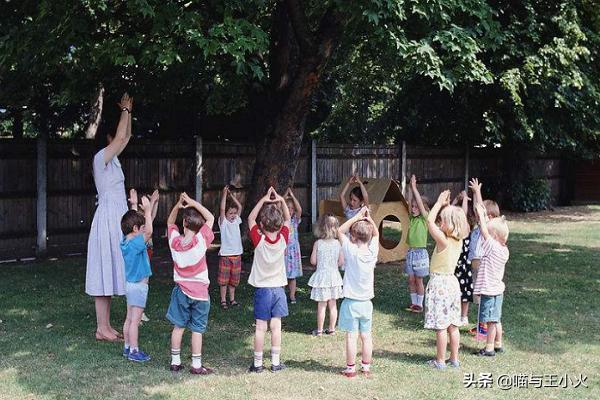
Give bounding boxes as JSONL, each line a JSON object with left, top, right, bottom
{"left": 424, "top": 190, "right": 470, "bottom": 369}
{"left": 247, "top": 187, "right": 291, "bottom": 373}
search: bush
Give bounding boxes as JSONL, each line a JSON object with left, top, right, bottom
{"left": 509, "top": 178, "right": 551, "bottom": 212}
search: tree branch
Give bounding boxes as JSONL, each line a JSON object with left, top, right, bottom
{"left": 284, "top": 0, "right": 314, "bottom": 55}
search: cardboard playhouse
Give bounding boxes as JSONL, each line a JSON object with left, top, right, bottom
{"left": 319, "top": 177, "right": 410, "bottom": 263}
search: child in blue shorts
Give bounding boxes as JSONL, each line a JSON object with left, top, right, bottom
{"left": 337, "top": 207, "right": 379, "bottom": 378}
{"left": 247, "top": 187, "right": 291, "bottom": 373}
{"left": 404, "top": 175, "right": 430, "bottom": 313}
{"left": 120, "top": 194, "right": 158, "bottom": 362}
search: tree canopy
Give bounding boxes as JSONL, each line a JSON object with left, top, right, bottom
{"left": 1, "top": 0, "right": 599, "bottom": 156}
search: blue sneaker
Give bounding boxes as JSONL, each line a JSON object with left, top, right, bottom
{"left": 427, "top": 359, "right": 446, "bottom": 369}
{"left": 447, "top": 359, "right": 460, "bottom": 368}
{"left": 128, "top": 349, "right": 151, "bottom": 363}
{"left": 122, "top": 347, "right": 130, "bottom": 358}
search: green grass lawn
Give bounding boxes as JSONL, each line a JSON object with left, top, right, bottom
{"left": 0, "top": 206, "right": 599, "bottom": 399}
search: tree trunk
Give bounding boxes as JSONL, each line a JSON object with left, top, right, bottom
{"left": 245, "top": 3, "right": 341, "bottom": 216}
{"left": 85, "top": 85, "right": 104, "bottom": 139}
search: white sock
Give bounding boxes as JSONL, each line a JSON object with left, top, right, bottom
{"left": 416, "top": 295, "right": 424, "bottom": 307}
{"left": 361, "top": 361, "right": 370, "bottom": 372}
{"left": 271, "top": 347, "right": 281, "bottom": 366}
{"left": 254, "top": 352, "right": 263, "bottom": 368}
{"left": 192, "top": 353, "right": 202, "bottom": 369}
{"left": 131, "top": 346, "right": 139, "bottom": 352}
{"left": 171, "top": 349, "right": 181, "bottom": 366}
{"left": 124, "top": 342, "right": 130, "bottom": 350}
{"left": 345, "top": 363, "right": 356, "bottom": 372}
{"left": 410, "top": 292, "right": 417, "bottom": 305}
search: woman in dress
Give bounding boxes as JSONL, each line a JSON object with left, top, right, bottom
{"left": 85, "top": 93, "right": 133, "bottom": 341}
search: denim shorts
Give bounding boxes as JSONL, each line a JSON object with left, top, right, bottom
{"left": 338, "top": 298, "right": 373, "bottom": 333}
{"left": 404, "top": 248, "right": 430, "bottom": 277}
{"left": 166, "top": 285, "right": 210, "bottom": 333}
{"left": 126, "top": 281, "right": 148, "bottom": 308}
{"left": 253, "top": 287, "right": 288, "bottom": 321}
{"left": 479, "top": 294, "right": 503, "bottom": 323}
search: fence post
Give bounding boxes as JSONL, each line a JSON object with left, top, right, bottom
{"left": 195, "top": 136, "right": 203, "bottom": 201}
{"left": 311, "top": 140, "right": 317, "bottom": 225}
{"left": 400, "top": 141, "right": 407, "bottom": 196}
{"left": 36, "top": 136, "right": 47, "bottom": 257}
{"left": 464, "top": 146, "right": 470, "bottom": 191}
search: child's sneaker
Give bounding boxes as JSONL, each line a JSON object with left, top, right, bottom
{"left": 170, "top": 364, "right": 185, "bottom": 372}
{"left": 128, "top": 349, "right": 151, "bottom": 363}
{"left": 248, "top": 365, "right": 264, "bottom": 373}
{"left": 411, "top": 305, "right": 423, "bottom": 313}
{"left": 404, "top": 304, "right": 416, "bottom": 312}
{"left": 190, "top": 366, "right": 214, "bottom": 375}
{"left": 341, "top": 369, "right": 357, "bottom": 378}
{"left": 460, "top": 316, "right": 469, "bottom": 326}
{"left": 141, "top": 313, "right": 150, "bottom": 322}
{"left": 494, "top": 347, "right": 505, "bottom": 353}
{"left": 475, "top": 349, "right": 496, "bottom": 357}
{"left": 271, "top": 362, "right": 287, "bottom": 372}
{"left": 446, "top": 359, "right": 460, "bottom": 368}
{"left": 427, "top": 359, "right": 446, "bottom": 369}
{"left": 122, "top": 347, "right": 130, "bottom": 358}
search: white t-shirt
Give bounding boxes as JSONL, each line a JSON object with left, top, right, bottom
{"left": 341, "top": 235, "right": 379, "bottom": 300}
{"left": 219, "top": 216, "right": 243, "bottom": 256}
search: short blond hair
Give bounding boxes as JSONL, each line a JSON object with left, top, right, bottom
{"left": 315, "top": 214, "right": 339, "bottom": 240}
{"left": 483, "top": 199, "right": 500, "bottom": 218}
{"left": 487, "top": 216, "right": 509, "bottom": 244}
{"left": 439, "top": 205, "right": 470, "bottom": 240}
{"left": 350, "top": 220, "right": 373, "bottom": 243}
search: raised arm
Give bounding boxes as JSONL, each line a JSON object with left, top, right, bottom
{"left": 219, "top": 186, "right": 229, "bottom": 223}
{"left": 141, "top": 196, "right": 153, "bottom": 243}
{"left": 248, "top": 188, "right": 274, "bottom": 230}
{"left": 460, "top": 191, "right": 470, "bottom": 217}
{"left": 338, "top": 206, "right": 367, "bottom": 238}
{"left": 410, "top": 175, "right": 428, "bottom": 217}
{"left": 182, "top": 192, "right": 215, "bottom": 230}
{"left": 475, "top": 203, "right": 490, "bottom": 241}
{"left": 469, "top": 178, "right": 483, "bottom": 206}
{"left": 150, "top": 190, "right": 159, "bottom": 221}
{"left": 427, "top": 190, "right": 451, "bottom": 250}
{"left": 128, "top": 188, "right": 138, "bottom": 211}
{"left": 339, "top": 177, "right": 352, "bottom": 210}
{"left": 103, "top": 93, "right": 133, "bottom": 164}
{"left": 364, "top": 209, "right": 379, "bottom": 238}
{"left": 287, "top": 188, "right": 302, "bottom": 218}
{"left": 167, "top": 194, "right": 184, "bottom": 226}
{"left": 229, "top": 189, "right": 243, "bottom": 216}
{"left": 276, "top": 191, "right": 292, "bottom": 229}
{"left": 356, "top": 176, "right": 369, "bottom": 206}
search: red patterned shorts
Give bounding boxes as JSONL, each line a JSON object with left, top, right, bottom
{"left": 218, "top": 255, "right": 242, "bottom": 287}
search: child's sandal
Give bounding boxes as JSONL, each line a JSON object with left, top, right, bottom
{"left": 324, "top": 329, "right": 336, "bottom": 335}
{"left": 220, "top": 301, "right": 228, "bottom": 310}
{"left": 230, "top": 301, "right": 240, "bottom": 307}
{"left": 311, "top": 330, "right": 323, "bottom": 336}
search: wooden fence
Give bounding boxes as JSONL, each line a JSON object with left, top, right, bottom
{"left": 0, "top": 138, "right": 568, "bottom": 260}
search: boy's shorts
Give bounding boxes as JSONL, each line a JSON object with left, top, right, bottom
{"left": 126, "top": 281, "right": 148, "bottom": 308}
{"left": 338, "top": 298, "right": 373, "bottom": 333}
{"left": 166, "top": 285, "right": 210, "bottom": 333}
{"left": 218, "top": 255, "right": 242, "bottom": 286}
{"left": 253, "top": 287, "right": 288, "bottom": 321}
{"left": 479, "top": 294, "right": 503, "bottom": 323}
{"left": 404, "top": 248, "right": 429, "bottom": 277}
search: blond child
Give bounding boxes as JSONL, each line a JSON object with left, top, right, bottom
{"left": 473, "top": 203, "right": 510, "bottom": 356}
{"left": 404, "top": 175, "right": 430, "bottom": 312}
{"left": 165, "top": 193, "right": 215, "bottom": 375}
{"left": 247, "top": 187, "right": 291, "bottom": 373}
{"left": 218, "top": 185, "right": 243, "bottom": 309}
{"left": 424, "top": 190, "right": 470, "bottom": 369}
{"left": 337, "top": 207, "right": 379, "bottom": 378}
{"left": 308, "top": 214, "right": 344, "bottom": 336}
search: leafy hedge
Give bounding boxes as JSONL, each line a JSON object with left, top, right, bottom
{"left": 509, "top": 178, "right": 551, "bottom": 212}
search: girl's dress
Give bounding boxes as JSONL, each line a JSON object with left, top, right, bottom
{"left": 308, "top": 239, "right": 343, "bottom": 301}
{"left": 285, "top": 214, "right": 303, "bottom": 279}
{"left": 85, "top": 148, "right": 128, "bottom": 296}
{"left": 424, "top": 238, "right": 463, "bottom": 330}
{"left": 454, "top": 236, "right": 473, "bottom": 303}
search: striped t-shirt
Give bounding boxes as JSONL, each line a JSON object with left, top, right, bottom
{"left": 474, "top": 237, "right": 509, "bottom": 296}
{"left": 168, "top": 224, "right": 214, "bottom": 300}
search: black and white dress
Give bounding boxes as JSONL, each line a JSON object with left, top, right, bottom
{"left": 454, "top": 237, "right": 473, "bottom": 303}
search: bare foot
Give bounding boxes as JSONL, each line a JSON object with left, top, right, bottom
{"left": 109, "top": 327, "right": 123, "bottom": 338}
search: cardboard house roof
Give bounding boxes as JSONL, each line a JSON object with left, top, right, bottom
{"left": 337, "top": 177, "right": 408, "bottom": 209}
